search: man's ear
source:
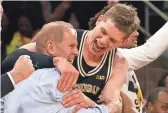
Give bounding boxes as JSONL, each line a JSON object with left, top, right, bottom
{"left": 122, "top": 39, "right": 128, "bottom": 44}
{"left": 95, "top": 15, "right": 104, "bottom": 26}
{"left": 147, "top": 102, "right": 154, "bottom": 112}
{"left": 117, "top": 39, "right": 128, "bottom": 48}
{"left": 46, "top": 40, "right": 56, "bottom": 56}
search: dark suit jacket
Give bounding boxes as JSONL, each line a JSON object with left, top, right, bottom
{"left": 1, "top": 73, "right": 14, "bottom": 97}
{"left": 1, "top": 49, "right": 54, "bottom": 97}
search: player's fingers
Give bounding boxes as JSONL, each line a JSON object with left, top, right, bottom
{"left": 62, "top": 74, "right": 75, "bottom": 92}
{"left": 57, "top": 74, "right": 66, "bottom": 90}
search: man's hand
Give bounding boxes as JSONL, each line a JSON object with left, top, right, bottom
{"left": 10, "top": 55, "right": 35, "bottom": 84}
{"left": 62, "top": 89, "right": 96, "bottom": 113}
{"left": 120, "top": 91, "right": 137, "bottom": 113}
{"left": 120, "top": 31, "right": 139, "bottom": 49}
{"left": 53, "top": 57, "right": 79, "bottom": 92}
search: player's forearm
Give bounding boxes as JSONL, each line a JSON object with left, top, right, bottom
{"left": 102, "top": 54, "right": 128, "bottom": 102}
{"left": 101, "top": 74, "right": 125, "bottom": 107}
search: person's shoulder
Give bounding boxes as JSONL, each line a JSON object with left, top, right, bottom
{"left": 113, "top": 50, "right": 128, "bottom": 65}
{"left": 75, "top": 29, "right": 85, "bottom": 32}
{"left": 115, "top": 50, "right": 126, "bottom": 60}
{"left": 33, "top": 68, "right": 60, "bottom": 80}
{"left": 34, "top": 68, "right": 59, "bottom": 75}
{"left": 10, "top": 48, "right": 29, "bottom": 53}
{"left": 75, "top": 29, "right": 88, "bottom": 34}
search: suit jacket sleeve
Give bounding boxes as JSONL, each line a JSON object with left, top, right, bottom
{"left": 1, "top": 48, "right": 54, "bottom": 74}
{"left": 1, "top": 73, "right": 14, "bottom": 97}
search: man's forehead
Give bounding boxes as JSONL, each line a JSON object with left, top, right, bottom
{"left": 70, "top": 28, "right": 77, "bottom": 38}
{"left": 158, "top": 92, "right": 168, "bottom": 103}
{"left": 101, "top": 20, "right": 126, "bottom": 41}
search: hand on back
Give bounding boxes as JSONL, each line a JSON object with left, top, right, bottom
{"left": 53, "top": 57, "right": 79, "bottom": 92}
{"left": 10, "top": 55, "right": 35, "bottom": 84}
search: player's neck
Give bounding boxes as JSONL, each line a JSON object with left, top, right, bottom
{"left": 83, "top": 33, "right": 103, "bottom": 67}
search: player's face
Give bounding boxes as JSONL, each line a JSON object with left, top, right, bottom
{"left": 151, "top": 92, "right": 168, "bottom": 113}
{"left": 54, "top": 29, "right": 78, "bottom": 63}
{"left": 88, "top": 17, "right": 127, "bottom": 55}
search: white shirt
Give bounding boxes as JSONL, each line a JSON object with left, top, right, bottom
{"left": 119, "top": 22, "right": 168, "bottom": 71}
{"left": 7, "top": 72, "right": 16, "bottom": 88}
{"left": 3, "top": 68, "right": 109, "bottom": 113}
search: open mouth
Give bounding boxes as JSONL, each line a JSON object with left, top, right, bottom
{"left": 68, "top": 59, "right": 73, "bottom": 64}
{"left": 93, "top": 40, "right": 105, "bottom": 51}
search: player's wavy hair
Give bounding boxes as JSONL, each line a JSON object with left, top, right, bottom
{"left": 89, "top": 3, "right": 140, "bottom": 39}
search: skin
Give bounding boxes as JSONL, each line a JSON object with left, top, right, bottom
{"left": 53, "top": 30, "right": 78, "bottom": 63}
{"left": 148, "top": 92, "right": 168, "bottom": 113}
{"left": 37, "top": 26, "right": 78, "bottom": 61}
{"left": 120, "top": 31, "right": 139, "bottom": 49}
{"left": 52, "top": 29, "right": 79, "bottom": 92}
{"left": 86, "top": 16, "right": 127, "bottom": 58}
{"left": 43, "top": 28, "right": 79, "bottom": 92}
{"left": 10, "top": 55, "right": 35, "bottom": 84}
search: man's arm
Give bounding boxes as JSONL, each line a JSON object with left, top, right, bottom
{"left": 1, "top": 55, "right": 34, "bottom": 97}
{"left": 118, "top": 22, "right": 168, "bottom": 71}
{"left": 1, "top": 73, "right": 14, "bottom": 97}
{"left": 2, "top": 44, "right": 79, "bottom": 92}
{"left": 100, "top": 51, "right": 128, "bottom": 113}
{"left": 2, "top": 48, "right": 54, "bottom": 73}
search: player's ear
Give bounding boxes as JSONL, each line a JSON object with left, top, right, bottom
{"left": 147, "top": 102, "right": 154, "bottom": 112}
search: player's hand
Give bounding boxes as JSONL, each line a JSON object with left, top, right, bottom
{"left": 10, "top": 55, "right": 35, "bottom": 84}
{"left": 53, "top": 57, "right": 79, "bottom": 92}
{"left": 120, "top": 91, "right": 136, "bottom": 113}
{"left": 62, "top": 89, "right": 96, "bottom": 113}
{"left": 121, "top": 31, "right": 139, "bottom": 48}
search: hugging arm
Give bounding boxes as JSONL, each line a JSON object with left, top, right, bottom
{"left": 118, "top": 22, "right": 168, "bottom": 71}
{"left": 100, "top": 51, "right": 128, "bottom": 113}
{"left": 2, "top": 49, "right": 54, "bottom": 73}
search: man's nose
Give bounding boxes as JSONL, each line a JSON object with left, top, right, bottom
{"left": 98, "top": 36, "right": 108, "bottom": 47}
{"left": 73, "top": 48, "right": 79, "bottom": 56}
